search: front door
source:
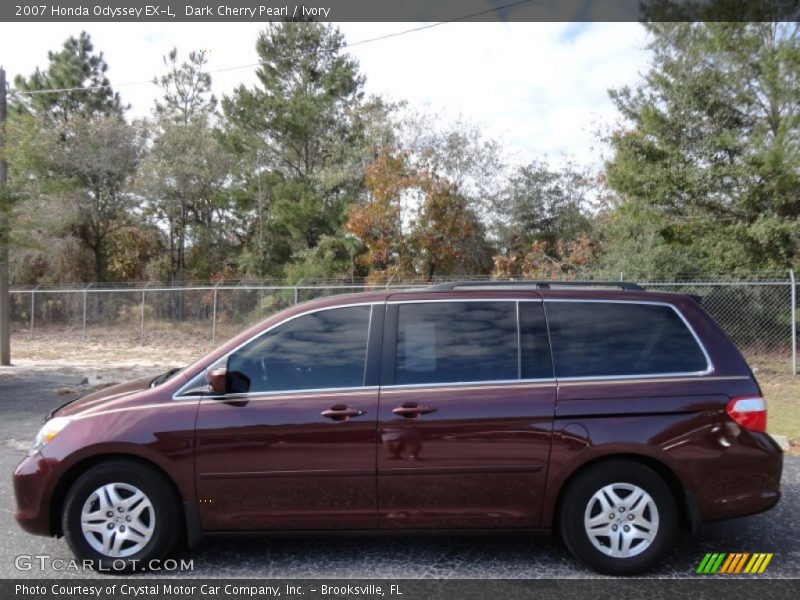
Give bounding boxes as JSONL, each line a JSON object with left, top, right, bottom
{"left": 377, "top": 297, "right": 557, "bottom": 529}
{"left": 195, "top": 303, "right": 382, "bottom": 531}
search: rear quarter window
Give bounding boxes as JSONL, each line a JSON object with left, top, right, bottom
{"left": 545, "top": 301, "right": 709, "bottom": 378}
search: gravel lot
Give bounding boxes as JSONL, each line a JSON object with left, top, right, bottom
{"left": 1, "top": 371, "right": 798, "bottom": 579}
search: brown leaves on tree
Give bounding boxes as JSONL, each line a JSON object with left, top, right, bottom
{"left": 345, "top": 150, "right": 490, "bottom": 283}
{"left": 344, "top": 150, "right": 415, "bottom": 284}
{"left": 492, "top": 235, "right": 602, "bottom": 280}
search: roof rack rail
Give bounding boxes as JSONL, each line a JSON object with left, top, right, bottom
{"left": 426, "top": 280, "right": 645, "bottom": 292}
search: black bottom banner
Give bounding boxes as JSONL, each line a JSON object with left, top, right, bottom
{"left": 4, "top": 579, "right": 800, "bottom": 600}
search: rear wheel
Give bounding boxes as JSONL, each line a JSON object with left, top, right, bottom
{"left": 62, "top": 460, "right": 181, "bottom": 572}
{"left": 558, "top": 460, "right": 679, "bottom": 575}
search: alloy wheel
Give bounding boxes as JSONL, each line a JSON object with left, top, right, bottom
{"left": 583, "top": 482, "right": 659, "bottom": 558}
{"left": 80, "top": 482, "right": 155, "bottom": 558}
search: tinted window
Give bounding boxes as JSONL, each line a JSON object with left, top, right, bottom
{"left": 395, "top": 302, "right": 518, "bottom": 385}
{"left": 519, "top": 302, "right": 554, "bottom": 379}
{"left": 227, "top": 305, "right": 371, "bottom": 393}
{"left": 546, "top": 302, "right": 708, "bottom": 378}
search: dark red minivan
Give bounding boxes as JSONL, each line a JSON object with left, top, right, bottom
{"left": 13, "top": 281, "right": 783, "bottom": 574}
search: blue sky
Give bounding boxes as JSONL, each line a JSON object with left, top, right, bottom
{"left": 1, "top": 21, "right": 651, "bottom": 169}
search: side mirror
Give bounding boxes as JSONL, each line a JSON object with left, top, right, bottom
{"left": 205, "top": 366, "right": 227, "bottom": 394}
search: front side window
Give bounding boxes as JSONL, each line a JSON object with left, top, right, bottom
{"left": 395, "top": 301, "right": 518, "bottom": 385}
{"left": 546, "top": 302, "right": 709, "bottom": 378}
{"left": 227, "top": 305, "right": 372, "bottom": 393}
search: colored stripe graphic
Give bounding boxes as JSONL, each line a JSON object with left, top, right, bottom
{"left": 719, "top": 553, "right": 736, "bottom": 573}
{"left": 720, "top": 553, "right": 749, "bottom": 573}
{"left": 744, "top": 553, "right": 774, "bottom": 574}
{"left": 733, "top": 553, "right": 750, "bottom": 573}
{"left": 696, "top": 553, "right": 713, "bottom": 573}
{"left": 697, "top": 553, "right": 726, "bottom": 573}
{"left": 696, "top": 552, "right": 773, "bottom": 574}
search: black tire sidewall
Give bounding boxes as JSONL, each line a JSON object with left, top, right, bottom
{"left": 559, "top": 460, "right": 679, "bottom": 575}
{"left": 62, "top": 461, "right": 181, "bottom": 573}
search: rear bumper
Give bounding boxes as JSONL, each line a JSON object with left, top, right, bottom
{"left": 700, "top": 489, "right": 781, "bottom": 522}
{"left": 13, "top": 452, "right": 55, "bottom": 536}
{"left": 695, "top": 431, "right": 783, "bottom": 522}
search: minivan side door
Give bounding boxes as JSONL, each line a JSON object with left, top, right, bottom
{"left": 193, "top": 303, "right": 383, "bottom": 531}
{"left": 376, "top": 296, "right": 557, "bottom": 529}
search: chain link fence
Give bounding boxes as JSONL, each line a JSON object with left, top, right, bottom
{"left": 8, "top": 276, "right": 800, "bottom": 373}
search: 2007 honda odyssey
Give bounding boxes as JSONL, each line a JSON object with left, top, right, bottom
{"left": 13, "top": 281, "right": 782, "bottom": 574}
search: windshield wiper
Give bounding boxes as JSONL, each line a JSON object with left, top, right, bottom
{"left": 149, "top": 367, "right": 183, "bottom": 388}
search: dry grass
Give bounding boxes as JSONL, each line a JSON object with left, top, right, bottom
{"left": 7, "top": 321, "right": 239, "bottom": 368}
{"left": 749, "top": 356, "right": 800, "bottom": 453}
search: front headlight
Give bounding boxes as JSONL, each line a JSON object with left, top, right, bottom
{"left": 29, "top": 417, "right": 72, "bottom": 455}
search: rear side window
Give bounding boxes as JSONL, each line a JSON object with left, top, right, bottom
{"left": 546, "top": 302, "right": 708, "bottom": 378}
{"left": 395, "top": 302, "right": 518, "bottom": 384}
{"left": 227, "top": 305, "right": 371, "bottom": 393}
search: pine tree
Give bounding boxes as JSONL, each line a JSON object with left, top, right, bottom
{"left": 222, "top": 21, "right": 365, "bottom": 259}
{"left": 604, "top": 22, "right": 800, "bottom": 274}
{"left": 13, "top": 31, "right": 125, "bottom": 121}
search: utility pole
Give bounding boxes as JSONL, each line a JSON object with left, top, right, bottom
{"left": 0, "top": 66, "right": 10, "bottom": 365}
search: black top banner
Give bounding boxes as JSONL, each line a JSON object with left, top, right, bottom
{"left": 2, "top": 0, "right": 800, "bottom": 23}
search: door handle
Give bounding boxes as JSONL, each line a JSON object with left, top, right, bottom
{"left": 321, "top": 405, "right": 365, "bottom": 421}
{"left": 392, "top": 403, "right": 437, "bottom": 418}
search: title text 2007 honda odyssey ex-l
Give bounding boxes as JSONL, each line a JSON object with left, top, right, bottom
{"left": 13, "top": 281, "right": 782, "bottom": 574}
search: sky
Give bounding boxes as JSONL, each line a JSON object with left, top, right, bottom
{"left": 0, "top": 21, "right": 652, "bottom": 169}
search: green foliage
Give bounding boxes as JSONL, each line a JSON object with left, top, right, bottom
{"left": 137, "top": 46, "right": 233, "bottom": 283}
{"left": 222, "top": 21, "right": 365, "bottom": 263}
{"left": 8, "top": 113, "right": 141, "bottom": 282}
{"left": 13, "top": 31, "right": 125, "bottom": 121}
{"left": 270, "top": 179, "right": 349, "bottom": 251}
{"left": 14, "top": 22, "right": 800, "bottom": 287}
{"left": 494, "top": 161, "right": 593, "bottom": 257}
{"left": 50, "top": 115, "right": 142, "bottom": 280}
{"left": 284, "top": 235, "right": 363, "bottom": 283}
{"left": 153, "top": 48, "right": 217, "bottom": 123}
{"left": 139, "top": 116, "right": 234, "bottom": 281}
{"left": 604, "top": 22, "right": 800, "bottom": 275}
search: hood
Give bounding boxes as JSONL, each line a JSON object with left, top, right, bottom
{"left": 52, "top": 376, "right": 159, "bottom": 418}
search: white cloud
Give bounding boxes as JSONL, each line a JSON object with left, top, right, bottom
{"left": 0, "top": 21, "right": 651, "bottom": 169}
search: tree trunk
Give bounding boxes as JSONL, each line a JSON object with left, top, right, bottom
{"left": 93, "top": 249, "right": 104, "bottom": 283}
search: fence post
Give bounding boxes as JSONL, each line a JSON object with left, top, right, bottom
{"left": 82, "top": 283, "right": 91, "bottom": 342}
{"left": 791, "top": 269, "right": 797, "bottom": 376}
{"left": 211, "top": 282, "right": 219, "bottom": 347}
{"left": 29, "top": 284, "right": 40, "bottom": 341}
{"left": 140, "top": 287, "right": 146, "bottom": 343}
{"left": 294, "top": 278, "right": 303, "bottom": 305}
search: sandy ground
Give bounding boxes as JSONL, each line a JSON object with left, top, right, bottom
{"left": 0, "top": 327, "right": 216, "bottom": 384}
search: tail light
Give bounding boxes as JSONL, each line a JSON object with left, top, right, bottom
{"left": 726, "top": 396, "right": 767, "bottom": 433}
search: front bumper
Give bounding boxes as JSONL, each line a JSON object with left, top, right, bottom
{"left": 14, "top": 452, "right": 56, "bottom": 536}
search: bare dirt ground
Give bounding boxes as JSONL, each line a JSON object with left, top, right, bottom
{"left": 0, "top": 325, "right": 216, "bottom": 384}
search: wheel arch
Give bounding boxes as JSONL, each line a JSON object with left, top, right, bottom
{"left": 49, "top": 453, "right": 187, "bottom": 539}
{"left": 551, "top": 453, "right": 690, "bottom": 534}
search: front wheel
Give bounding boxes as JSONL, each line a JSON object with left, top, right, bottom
{"left": 62, "top": 460, "right": 181, "bottom": 571}
{"left": 558, "top": 460, "right": 679, "bottom": 575}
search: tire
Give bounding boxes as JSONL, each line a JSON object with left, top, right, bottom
{"left": 558, "top": 460, "right": 679, "bottom": 575}
{"left": 62, "top": 460, "right": 182, "bottom": 572}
